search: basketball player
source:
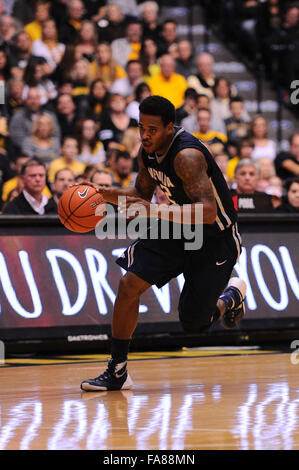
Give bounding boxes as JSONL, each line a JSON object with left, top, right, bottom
{"left": 80, "top": 96, "right": 246, "bottom": 391}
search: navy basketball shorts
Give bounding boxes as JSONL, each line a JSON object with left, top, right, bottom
{"left": 116, "top": 222, "right": 242, "bottom": 333}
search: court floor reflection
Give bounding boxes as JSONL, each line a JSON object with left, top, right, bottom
{"left": 0, "top": 353, "right": 298, "bottom": 449}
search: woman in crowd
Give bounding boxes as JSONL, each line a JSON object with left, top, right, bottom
{"left": 99, "top": 93, "right": 138, "bottom": 150}
{"left": 31, "top": 18, "right": 65, "bottom": 73}
{"left": 22, "top": 56, "right": 57, "bottom": 105}
{"left": 76, "top": 118, "right": 106, "bottom": 168}
{"left": 139, "top": 37, "right": 160, "bottom": 82}
{"left": 75, "top": 20, "right": 98, "bottom": 62}
{"left": 89, "top": 42, "right": 126, "bottom": 89}
{"left": 21, "top": 113, "right": 60, "bottom": 165}
{"left": 276, "top": 176, "right": 299, "bottom": 212}
{"left": 126, "top": 81, "right": 151, "bottom": 121}
{"left": 250, "top": 115, "right": 277, "bottom": 161}
{"left": 70, "top": 58, "right": 92, "bottom": 98}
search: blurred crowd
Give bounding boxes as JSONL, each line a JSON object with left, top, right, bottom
{"left": 0, "top": 0, "right": 298, "bottom": 216}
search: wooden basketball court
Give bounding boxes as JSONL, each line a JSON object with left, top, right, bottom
{"left": 0, "top": 348, "right": 298, "bottom": 450}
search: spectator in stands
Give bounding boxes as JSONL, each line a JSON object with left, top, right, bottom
{"left": 187, "top": 52, "right": 215, "bottom": 99}
{"left": 275, "top": 132, "right": 299, "bottom": 180}
{"left": 75, "top": 20, "right": 98, "bottom": 63}
{"left": 31, "top": 18, "right": 65, "bottom": 73}
{"left": 231, "top": 158, "right": 273, "bottom": 212}
{"left": 9, "top": 86, "right": 60, "bottom": 149}
{"left": 2, "top": 158, "right": 57, "bottom": 215}
{"left": 148, "top": 54, "right": 188, "bottom": 109}
{"left": 47, "top": 136, "right": 85, "bottom": 183}
{"left": 255, "top": 157, "right": 276, "bottom": 192}
{"left": 111, "top": 19, "right": 143, "bottom": 69}
{"left": 227, "top": 137, "right": 255, "bottom": 182}
{"left": 110, "top": 60, "right": 143, "bottom": 101}
{"left": 51, "top": 167, "right": 75, "bottom": 204}
{"left": 70, "top": 58, "right": 92, "bottom": 98}
{"left": 193, "top": 107, "right": 228, "bottom": 156}
{"left": 96, "top": 4, "right": 126, "bottom": 43}
{"left": 56, "top": 93, "right": 78, "bottom": 139}
{"left": 90, "top": 169, "right": 113, "bottom": 190}
{"left": 9, "top": 31, "right": 32, "bottom": 77}
{"left": 21, "top": 113, "right": 60, "bottom": 165}
{"left": 139, "top": 1, "right": 160, "bottom": 40}
{"left": 175, "top": 87, "right": 198, "bottom": 125}
{"left": 121, "top": 126, "right": 140, "bottom": 171}
{"left": 224, "top": 96, "right": 251, "bottom": 147}
{"left": 157, "top": 19, "right": 178, "bottom": 57}
{"left": 22, "top": 56, "right": 57, "bottom": 106}
{"left": 24, "top": 0, "right": 50, "bottom": 43}
{"left": 106, "top": 0, "right": 138, "bottom": 18}
{"left": 89, "top": 42, "right": 126, "bottom": 89}
{"left": 81, "top": 78, "right": 109, "bottom": 121}
{"left": 125, "top": 81, "right": 151, "bottom": 122}
{"left": 6, "top": 78, "right": 24, "bottom": 118}
{"left": 76, "top": 118, "right": 105, "bottom": 168}
{"left": 211, "top": 76, "right": 240, "bottom": 122}
{"left": 175, "top": 40, "right": 196, "bottom": 78}
{"left": 181, "top": 93, "right": 226, "bottom": 135}
{"left": 58, "top": 0, "right": 85, "bottom": 45}
{"left": 0, "top": 15, "right": 17, "bottom": 45}
{"left": 250, "top": 115, "right": 277, "bottom": 161}
{"left": 99, "top": 93, "right": 138, "bottom": 151}
{"left": 139, "top": 37, "right": 160, "bottom": 82}
{"left": 111, "top": 149, "right": 137, "bottom": 188}
{"left": 275, "top": 176, "right": 299, "bottom": 213}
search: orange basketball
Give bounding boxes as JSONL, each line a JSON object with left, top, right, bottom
{"left": 58, "top": 184, "right": 106, "bottom": 233}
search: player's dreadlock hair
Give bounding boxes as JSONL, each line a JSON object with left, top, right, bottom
{"left": 139, "top": 95, "right": 175, "bottom": 126}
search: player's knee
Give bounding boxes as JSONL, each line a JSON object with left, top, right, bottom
{"left": 118, "top": 273, "right": 148, "bottom": 298}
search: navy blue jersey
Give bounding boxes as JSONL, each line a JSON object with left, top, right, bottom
{"left": 141, "top": 127, "right": 237, "bottom": 236}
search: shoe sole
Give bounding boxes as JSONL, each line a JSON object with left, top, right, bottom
{"left": 80, "top": 374, "right": 134, "bottom": 392}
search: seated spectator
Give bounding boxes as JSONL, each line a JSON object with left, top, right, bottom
{"left": 9, "top": 86, "right": 60, "bottom": 150}
{"left": 31, "top": 18, "right": 65, "bottom": 73}
{"left": 8, "top": 31, "right": 32, "bottom": 77}
{"left": 250, "top": 115, "right": 277, "bottom": 161}
{"left": 81, "top": 78, "right": 109, "bottom": 121}
{"left": 225, "top": 96, "right": 251, "bottom": 147}
{"left": 227, "top": 137, "right": 255, "bottom": 182}
{"left": 22, "top": 56, "right": 57, "bottom": 106}
{"left": 96, "top": 4, "right": 126, "bottom": 43}
{"left": 211, "top": 77, "right": 249, "bottom": 122}
{"left": 56, "top": 93, "right": 78, "bottom": 139}
{"left": 6, "top": 78, "right": 24, "bottom": 118}
{"left": 0, "top": 15, "right": 18, "bottom": 45}
{"left": 99, "top": 93, "right": 138, "bottom": 151}
{"left": 51, "top": 167, "right": 75, "bottom": 204}
{"left": 148, "top": 54, "right": 188, "bottom": 109}
{"left": 75, "top": 20, "right": 98, "bottom": 63}
{"left": 175, "top": 40, "right": 196, "bottom": 78}
{"left": 90, "top": 169, "right": 113, "bottom": 190}
{"left": 21, "top": 113, "right": 60, "bottom": 165}
{"left": 89, "top": 42, "right": 126, "bottom": 89}
{"left": 275, "top": 132, "right": 299, "bottom": 180}
{"left": 111, "top": 149, "right": 137, "bottom": 188}
{"left": 24, "top": 0, "right": 50, "bottom": 43}
{"left": 70, "top": 58, "right": 92, "bottom": 97}
{"left": 111, "top": 19, "right": 143, "bottom": 69}
{"left": 139, "top": 1, "right": 160, "bottom": 40}
{"left": 121, "top": 126, "right": 141, "bottom": 171}
{"left": 255, "top": 157, "right": 276, "bottom": 191}
{"left": 139, "top": 37, "right": 160, "bottom": 83}
{"left": 126, "top": 81, "right": 151, "bottom": 122}
{"left": 231, "top": 158, "right": 273, "bottom": 212}
{"left": 193, "top": 107, "right": 228, "bottom": 156}
{"left": 110, "top": 60, "right": 143, "bottom": 101}
{"left": 76, "top": 118, "right": 105, "bottom": 168}
{"left": 47, "top": 136, "right": 86, "bottom": 183}
{"left": 181, "top": 93, "right": 226, "bottom": 135}
{"left": 187, "top": 52, "right": 215, "bottom": 99}
{"left": 106, "top": 0, "right": 138, "bottom": 19}
{"left": 157, "top": 19, "right": 178, "bottom": 57}
{"left": 58, "top": 0, "right": 85, "bottom": 45}
{"left": 275, "top": 176, "right": 299, "bottom": 213}
{"left": 175, "top": 87, "right": 198, "bottom": 125}
{"left": 2, "top": 158, "right": 57, "bottom": 215}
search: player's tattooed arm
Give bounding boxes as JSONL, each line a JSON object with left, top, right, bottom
{"left": 174, "top": 148, "right": 217, "bottom": 224}
{"left": 134, "top": 150, "right": 157, "bottom": 201}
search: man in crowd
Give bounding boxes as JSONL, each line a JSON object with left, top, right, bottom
{"left": 51, "top": 167, "right": 75, "bottom": 204}
{"left": 2, "top": 158, "right": 57, "bottom": 215}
